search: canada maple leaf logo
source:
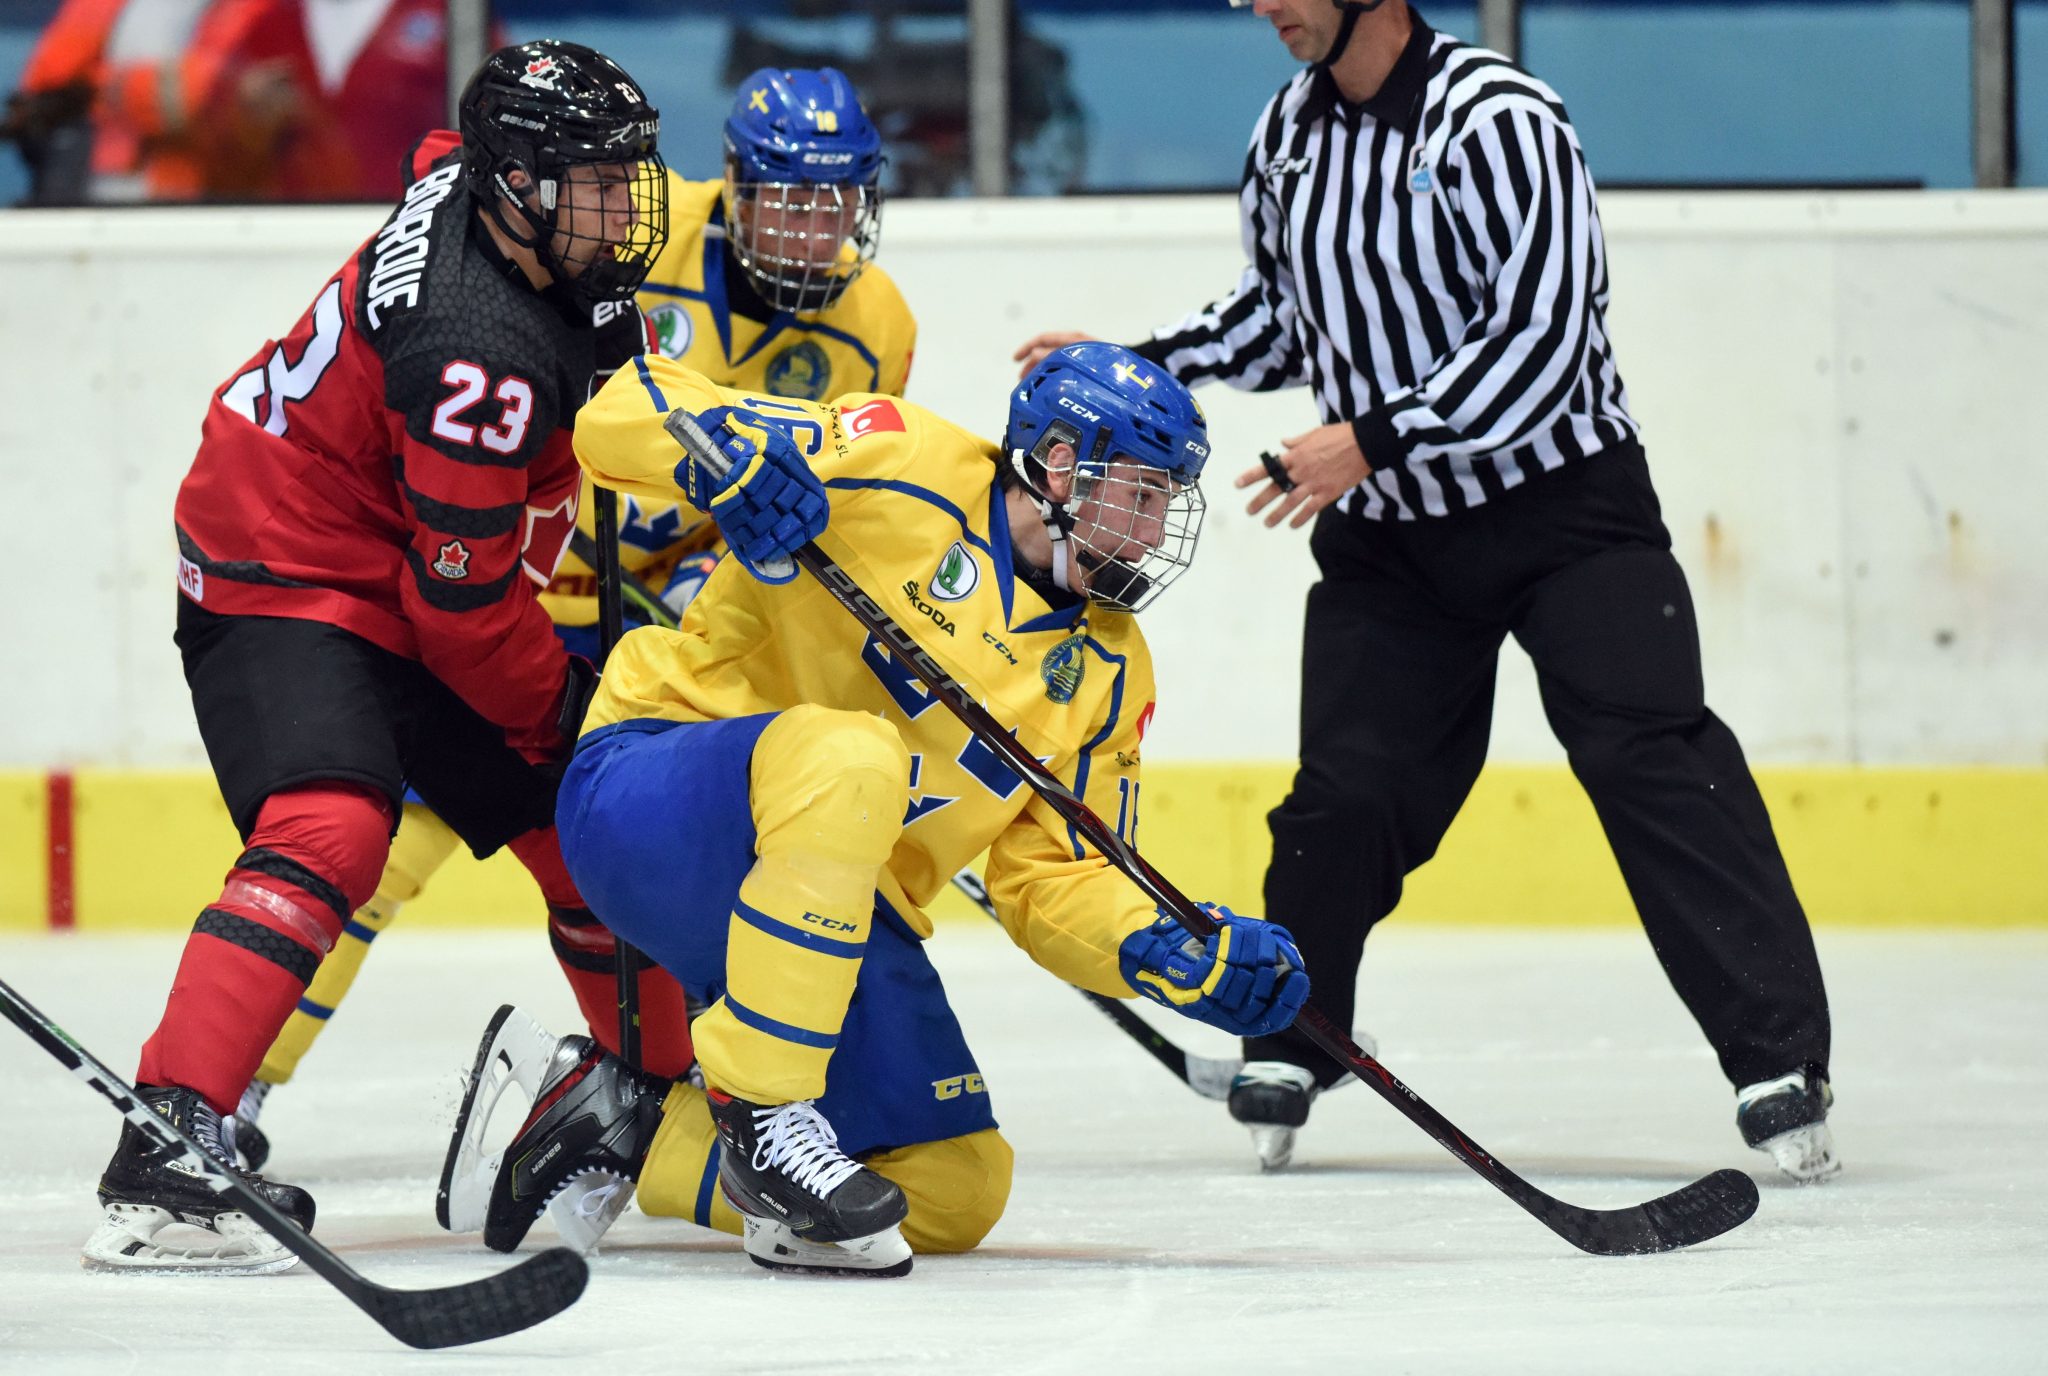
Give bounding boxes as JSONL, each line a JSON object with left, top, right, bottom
{"left": 431, "top": 540, "right": 471, "bottom": 580}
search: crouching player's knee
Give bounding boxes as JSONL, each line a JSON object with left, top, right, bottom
{"left": 866, "top": 1128, "right": 1014, "bottom": 1254}
{"left": 751, "top": 705, "right": 911, "bottom": 871}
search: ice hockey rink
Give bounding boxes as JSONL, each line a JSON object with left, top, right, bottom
{"left": 2, "top": 921, "right": 2043, "bottom": 1375}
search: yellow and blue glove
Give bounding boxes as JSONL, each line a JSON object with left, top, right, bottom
{"left": 673, "top": 406, "right": 827, "bottom": 585}
{"left": 1117, "top": 905, "right": 1309, "bottom": 1038}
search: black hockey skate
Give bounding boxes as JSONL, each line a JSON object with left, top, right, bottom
{"left": 86, "top": 1084, "right": 315, "bottom": 1273}
{"left": 1228, "top": 1030, "right": 1375, "bottom": 1172}
{"left": 1228, "top": 1062, "right": 1320, "bottom": 1171}
{"left": 474, "top": 1029, "right": 668, "bottom": 1255}
{"left": 706, "top": 1088, "right": 911, "bottom": 1277}
{"left": 1737, "top": 1070, "right": 1840, "bottom": 1183}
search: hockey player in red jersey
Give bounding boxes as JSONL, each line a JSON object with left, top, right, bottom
{"left": 86, "top": 39, "right": 669, "bottom": 1275}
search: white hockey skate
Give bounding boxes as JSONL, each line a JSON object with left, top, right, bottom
{"left": 436, "top": 1004, "right": 566, "bottom": 1234}
{"left": 1737, "top": 1071, "right": 1841, "bottom": 1184}
{"left": 83, "top": 1203, "right": 299, "bottom": 1276}
{"left": 739, "top": 1213, "right": 913, "bottom": 1278}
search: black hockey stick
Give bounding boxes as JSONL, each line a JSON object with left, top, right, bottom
{"left": 0, "top": 974, "right": 587, "bottom": 1348}
{"left": 664, "top": 410, "right": 1761, "bottom": 1256}
{"left": 570, "top": 529, "right": 1241, "bottom": 1102}
{"left": 948, "top": 868, "right": 1240, "bottom": 1101}
{"left": 583, "top": 491, "right": 644, "bottom": 1070}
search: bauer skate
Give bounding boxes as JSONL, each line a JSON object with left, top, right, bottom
{"left": 441, "top": 1005, "right": 664, "bottom": 1253}
{"left": 86, "top": 1085, "right": 314, "bottom": 1274}
{"left": 706, "top": 1089, "right": 911, "bottom": 1277}
{"left": 1737, "top": 1070, "right": 1840, "bottom": 1184}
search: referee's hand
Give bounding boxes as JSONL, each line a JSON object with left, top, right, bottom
{"left": 1237, "top": 422, "right": 1373, "bottom": 529}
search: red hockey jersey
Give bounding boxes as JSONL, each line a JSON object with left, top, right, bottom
{"left": 174, "top": 132, "right": 645, "bottom": 756}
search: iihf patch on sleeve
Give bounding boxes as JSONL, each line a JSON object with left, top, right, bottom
{"left": 177, "top": 555, "right": 204, "bottom": 602}
{"left": 432, "top": 540, "right": 472, "bottom": 579}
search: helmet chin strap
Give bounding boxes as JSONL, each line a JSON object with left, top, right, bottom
{"left": 1009, "top": 445, "right": 1084, "bottom": 596}
{"left": 1322, "top": 0, "right": 1388, "bottom": 69}
{"left": 490, "top": 167, "right": 577, "bottom": 292}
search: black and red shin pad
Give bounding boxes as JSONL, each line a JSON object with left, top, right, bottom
{"left": 508, "top": 826, "right": 694, "bottom": 1078}
{"left": 138, "top": 784, "right": 393, "bottom": 1113}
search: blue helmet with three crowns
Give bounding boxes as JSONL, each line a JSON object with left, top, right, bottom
{"left": 1002, "top": 343, "right": 1210, "bottom": 613}
{"left": 722, "top": 68, "right": 884, "bottom": 314}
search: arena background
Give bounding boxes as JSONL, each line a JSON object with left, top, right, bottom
{"left": 0, "top": 0, "right": 2042, "bottom": 933}
{"left": 1, "top": 189, "right": 2044, "bottom": 931}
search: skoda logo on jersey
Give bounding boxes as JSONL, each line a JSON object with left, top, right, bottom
{"left": 649, "top": 303, "right": 693, "bottom": 359}
{"left": 929, "top": 542, "right": 979, "bottom": 602}
{"left": 1040, "top": 631, "right": 1086, "bottom": 704}
{"left": 766, "top": 340, "right": 831, "bottom": 401}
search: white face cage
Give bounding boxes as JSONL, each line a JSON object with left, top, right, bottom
{"left": 724, "top": 178, "right": 881, "bottom": 315}
{"left": 1063, "top": 458, "right": 1208, "bottom": 614}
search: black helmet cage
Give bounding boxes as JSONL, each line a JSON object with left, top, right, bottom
{"left": 459, "top": 42, "right": 670, "bottom": 308}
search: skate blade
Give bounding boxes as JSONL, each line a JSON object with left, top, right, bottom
{"left": 544, "top": 1170, "right": 637, "bottom": 1255}
{"left": 741, "top": 1217, "right": 913, "bottom": 1278}
{"left": 1249, "top": 1125, "right": 1296, "bottom": 1172}
{"left": 1758, "top": 1122, "right": 1841, "bottom": 1184}
{"left": 81, "top": 1204, "right": 298, "bottom": 1275}
{"left": 438, "top": 1005, "right": 559, "bottom": 1233}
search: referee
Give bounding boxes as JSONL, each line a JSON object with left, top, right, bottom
{"left": 1017, "top": 0, "right": 1837, "bottom": 1181}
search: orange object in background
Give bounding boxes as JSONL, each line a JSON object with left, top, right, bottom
{"left": 10, "top": 0, "right": 477, "bottom": 203}
{"left": 159, "top": 0, "right": 471, "bottom": 202}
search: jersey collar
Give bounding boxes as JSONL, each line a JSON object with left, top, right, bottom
{"left": 1302, "top": 9, "right": 1434, "bottom": 131}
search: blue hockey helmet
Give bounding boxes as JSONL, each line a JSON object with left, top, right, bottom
{"left": 722, "top": 68, "right": 884, "bottom": 314}
{"left": 1003, "top": 343, "right": 1211, "bottom": 613}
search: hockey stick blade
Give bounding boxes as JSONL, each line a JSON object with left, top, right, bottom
{"left": 1297, "top": 1005, "right": 1759, "bottom": 1255}
{"left": 0, "top": 975, "right": 590, "bottom": 1348}
{"left": 359, "top": 1247, "right": 589, "bottom": 1350}
{"left": 660, "top": 409, "right": 1759, "bottom": 1255}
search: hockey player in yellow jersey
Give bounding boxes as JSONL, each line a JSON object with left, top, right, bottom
{"left": 541, "top": 63, "right": 914, "bottom": 633}
{"left": 237, "top": 67, "right": 915, "bottom": 1169}
{"left": 438, "top": 344, "right": 1311, "bottom": 1276}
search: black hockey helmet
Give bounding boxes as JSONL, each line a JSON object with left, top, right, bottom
{"left": 458, "top": 40, "right": 670, "bottom": 309}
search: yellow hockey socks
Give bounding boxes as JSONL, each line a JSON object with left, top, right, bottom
{"left": 689, "top": 707, "right": 909, "bottom": 1105}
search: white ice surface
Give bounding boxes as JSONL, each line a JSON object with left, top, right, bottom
{"left": 2, "top": 924, "right": 2044, "bottom": 1375}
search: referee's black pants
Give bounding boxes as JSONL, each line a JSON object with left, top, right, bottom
{"left": 1250, "top": 442, "right": 1832, "bottom": 1091}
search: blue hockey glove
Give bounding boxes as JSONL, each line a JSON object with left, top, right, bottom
{"left": 1117, "top": 905, "right": 1308, "bottom": 1038}
{"left": 672, "top": 406, "right": 826, "bottom": 585}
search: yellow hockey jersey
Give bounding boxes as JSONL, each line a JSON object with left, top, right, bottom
{"left": 575, "top": 357, "right": 1159, "bottom": 998}
{"left": 541, "top": 173, "right": 917, "bottom": 627}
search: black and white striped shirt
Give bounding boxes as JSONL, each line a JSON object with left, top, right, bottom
{"left": 1134, "top": 17, "right": 1637, "bottom": 521}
